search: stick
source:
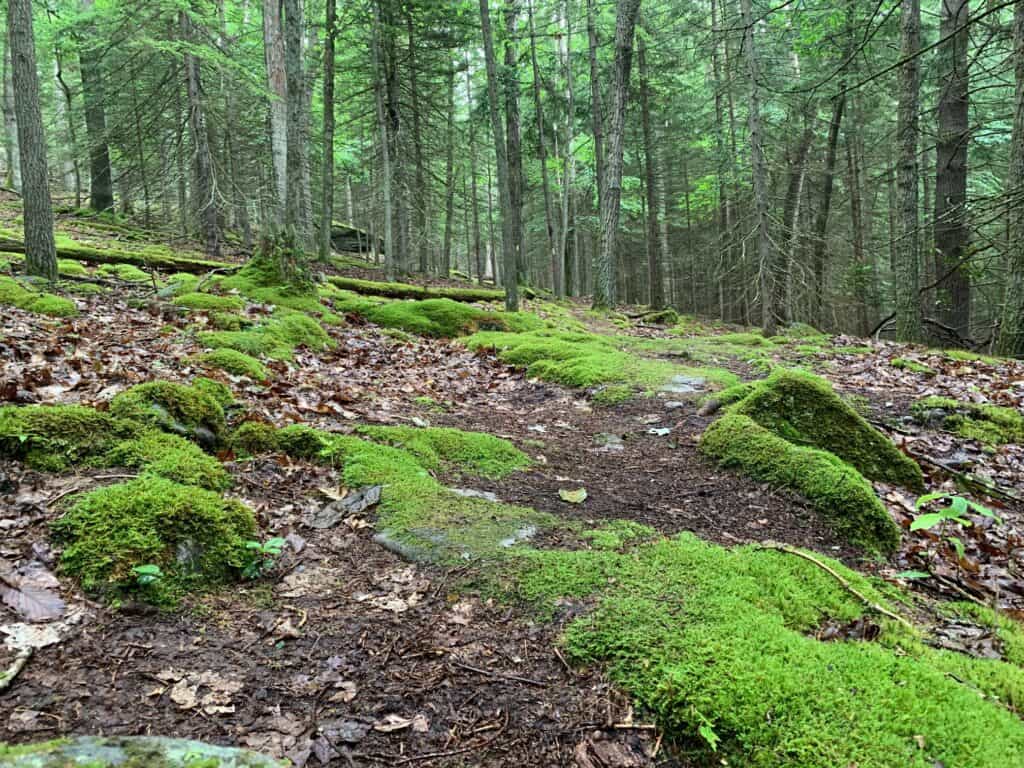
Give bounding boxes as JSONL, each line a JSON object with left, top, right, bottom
{"left": 757, "top": 541, "right": 915, "bottom": 629}
{"left": 910, "top": 452, "right": 1023, "bottom": 504}
{"left": 0, "top": 647, "right": 32, "bottom": 693}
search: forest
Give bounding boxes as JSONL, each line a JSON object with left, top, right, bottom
{"left": 1, "top": 0, "right": 1024, "bottom": 766}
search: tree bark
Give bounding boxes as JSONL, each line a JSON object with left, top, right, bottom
{"left": 740, "top": 0, "right": 774, "bottom": 334}
{"left": 559, "top": 0, "right": 576, "bottom": 298}
{"left": 811, "top": 93, "right": 846, "bottom": 328}
{"left": 442, "top": 64, "right": 456, "bottom": 277}
{"left": 283, "top": 0, "right": 306, "bottom": 245}
{"left": 465, "top": 56, "right": 484, "bottom": 283}
{"left": 592, "top": 0, "right": 641, "bottom": 309}
{"left": 181, "top": 7, "right": 220, "bottom": 258}
{"left": 371, "top": 0, "right": 395, "bottom": 281}
{"left": 528, "top": 0, "right": 558, "bottom": 295}
{"left": 585, "top": 0, "right": 605, "bottom": 212}
{"left": 320, "top": 0, "right": 336, "bottom": 261}
{"left": 480, "top": 0, "right": 518, "bottom": 311}
{"left": 263, "top": 0, "right": 287, "bottom": 222}
{"left": 894, "top": 0, "right": 922, "bottom": 342}
{"left": 8, "top": 0, "right": 56, "bottom": 280}
{"left": 2, "top": 44, "right": 20, "bottom": 193}
{"left": 998, "top": 0, "right": 1024, "bottom": 356}
{"left": 54, "top": 53, "right": 81, "bottom": 207}
{"left": 934, "top": 0, "right": 971, "bottom": 339}
{"left": 407, "top": 9, "right": 429, "bottom": 274}
{"left": 638, "top": 28, "right": 663, "bottom": 310}
{"left": 79, "top": 0, "right": 113, "bottom": 212}
{"left": 504, "top": 4, "right": 526, "bottom": 285}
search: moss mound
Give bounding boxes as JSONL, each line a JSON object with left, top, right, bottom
{"left": 0, "top": 404, "right": 137, "bottom": 471}
{"left": 56, "top": 259, "right": 89, "bottom": 277}
{"left": 0, "top": 276, "right": 77, "bottom": 317}
{"left": 361, "top": 298, "right": 536, "bottom": 338}
{"left": 102, "top": 432, "right": 230, "bottom": 491}
{"left": 52, "top": 476, "right": 256, "bottom": 597}
{"left": 97, "top": 263, "right": 149, "bottom": 282}
{"left": 194, "top": 348, "right": 268, "bottom": 380}
{"left": 891, "top": 357, "right": 936, "bottom": 376}
{"left": 912, "top": 396, "right": 1024, "bottom": 445}
{"left": 511, "top": 533, "right": 1024, "bottom": 768}
{"left": 729, "top": 369, "right": 923, "bottom": 489}
{"left": 198, "top": 312, "right": 332, "bottom": 361}
{"left": 173, "top": 292, "right": 245, "bottom": 312}
{"left": 355, "top": 425, "right": 530, "bottom": 478}
{"left": 110, "top": 381, "right": 227, "bottom": 443}
{"left": 700, "top": 413, "right": 899, "bottom": 552}
{"left": 467, "top": 330, "right": 737, "bottom": 394}
{"left": 327, "top": 275, "right": 505, "bottom": 303}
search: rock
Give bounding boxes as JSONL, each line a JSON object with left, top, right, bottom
{"left": 659, "top": 375, "right": 706, "bottom": 394}
{"left": 0, "top": 736, "right": 283, "bottom": 767}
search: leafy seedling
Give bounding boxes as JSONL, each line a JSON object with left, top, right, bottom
{"left": 242, "top": 537, "right": 287, "bottom": 579}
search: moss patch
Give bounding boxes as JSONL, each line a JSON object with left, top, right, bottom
{"left": 52, "top": 476, "right": 256, "bottom": 598}
{"left": 194, "top": 348, "right": 268, "bottom": 380}
{"left": 97, "top": 263, "right": 149, "bottom": 282}
{"left": 700, "top": 413, "right": 899, "bottom": 552}
{"left": 891, "top": 357, "right": 936, "bottom": 376}
{"left": 110, "top": 381, "right": 227, "bottom": 443}
{"left": 173, "top": 292, "right": 245, "bottom": 312}
{"left": 0, "top": 276, "right": 77, "bottom": 317}
{"left": 0, "top": 736, "right": 284, "bottom": 767}
{"left": 327, "top": 275, "right": 505, "bottom": 303}
{"left": 912, "top": 396, "right": 1024, "bottom": 445}
{"left": 198, "top": 313, "right": 332, "bottom": 361}
{"left": 103, "top": 432, "right": 229, "bottom": 491}
{"left": 0, "top": 404, "right": 137, "bottom": 471}
{"left": 56, "top": 259, "right": 89, "bottom": 277}
{"left": 729, "top": 369, "right": 923, "bottom": 489}
{"left": 508, "top": 533, "right": 1024, "bottom": 768}
{"left": 355, "top": 425, "right": 530, "bottom": 479}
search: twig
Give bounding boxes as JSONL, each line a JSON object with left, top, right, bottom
{"left": 909, "top": 451, "right": 1023, "bottom": 504}
{"left": 0, "top": 647, "right": 32, "bottom": 693}
{"left": 757, "top": 541, "right": 915, "bottom": 629}
{"left": 449, "top": 659, "right": 548, "bottom": 688}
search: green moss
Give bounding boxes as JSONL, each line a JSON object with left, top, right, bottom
{"left": 110, "top": 381, "right": 227, "bottom": 443}
{"left": 362, "top": 298, "right": 519, "bottom": 338}
{"left": 0, "top": 275, "right": 77, "bottom": 317}
{"left": 715, "top": 332, "right": 774, "bottom": 347}
{"left": 97, "top": 263, "right": 149, "bottom": 282}
{"left": 103, "top": 432, "right": 230, "bottom": 491}
{"left": 466, "top": 330, "right": 738, "bottom": 395}
{"left": 582, "top": 521, "right": 656, "bottom": 550}
{"left": 57, "top": 259, "right": 89, "bottom": 277}
{"left": 728, "top": 369, "right": 924, "bottom": 489}
{"left": 198, "top": 312, "right": 332, "bottom": 361}
{"left": 513, "top": 533, "right": 1024, "bottom": 768}
{"left": 229, "top": 421, "right": 280, "bottom": 456}
{"left": 213, "top": 252, "right": 341, "bottom": 323}
{"left": 911, "top": 396, "right": 1024, "bottom": 445}
{"left": 191, "top": 377, "right": 233, "bottom": 408}
{"left": 173, "top": 292, "right": 245, "bottom": 312}
{"left": 356, "top": 425, "right": 530, "bottom": 479}
{"left": 891, "top": 357, "right": 936, "bottom": 375}
{"left": 276, "top": 424, "right": 331, "bottom": 458}
{"left": 52, "top": 476, "right": 256, "bottom": 598}
{"left": 638, "top": 308, "right": 680, "bottom": 326}
{"left": 784, "top": 321, "right": 829, "bottom": 340}
{"left": 64, "top": 281, "right": 106, "bottom": 296}
{"left": 0, "top": 404, "right": 137, "bottom": 471}
{"left": 194, "top": 348, "right": 268, "bottom": 380}
{"left": 700, "top": 413, "right": 899, "bottom": 552}
{"left": 327, "top": 275, "right": 505, "bottom": 303}
{"left": 591, "top": 384, "right": 635, "bottom": 406}
{"left": 206, "top": 311, "right": 246, "bottom": 331}
{"left": 162, "top": 273, "right": 200, "bottom": 295}
{"left": 944, "top": 349, "right": 1003, "bottom": 365}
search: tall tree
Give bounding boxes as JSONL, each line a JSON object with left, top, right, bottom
{"left": 504, "top": 4, "right": 526, "bottom": 284}
{"left": 740, "top": 0, "right": 774, "bottom": 334}
{"left": 371, "top": 0, "right": 396, "bottom": 281}
{"left": 8, "top": 0, "right": 56, "bottom": 279}
{"left": 264, "top": 0, "right": 288, "bottom": 221}
{"left": 283, "top": 0, "right": 307, "bottom": 245}
{"left": 998, "top": 0, "right": 1024, "bottom": 356}
{"left": 585, "top": 0, "right": 605, "bottom": 212}
{"left": 79, "top": 0, "right": 113, "bottom": 212}
{"left": 320, "top": 0, "right": 337, "bottom": 260}
{"left": 638, "top": 25, "right": 663, "bottom": 310}
{"left": 528, "top": 0, "right": 558, "bottom": 294}
{"left": 894, "top": 0, "right": 922, "bottom": 341}
{"left": 934, "top": 0, "right": 971, "bottom": 338}
{"left": 441, "top": 63, "right": 457, "bottom": 278}
{"left": 3, "top": 44, "right": 20, "bottom": 193}
{"left": 592, "top": 0, "right": 642, "bottom": 309}
{"left": 480, "top": 0, "right": 518, "bottom": 311}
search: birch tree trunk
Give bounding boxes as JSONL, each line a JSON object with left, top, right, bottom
{"left": 8, "top": 0, "right": 56, "bottom": 279}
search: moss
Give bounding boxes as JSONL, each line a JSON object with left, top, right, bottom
{"left": 103, "top": 432, "right": 230, "bottom": 491}
{"left": 64, "top": 281, "right": 106, "bottom": 296}
{"left": 591, "top": 384, "right": 635, "bottom": 406}
{"left": 97, "top": 263, "right": 149, "bottom": 282}
{"left": 198, "top": 312, "right": 332, "bottom": 361}
{"left": 891, "top": 357, "right": 936, "bottom": 376}
{"left": 276, "top": 424, "right": 331, "bottom": 458}
{"left": 52, "top": 476, "right": 256, "bottom": 599}
{"left": 230, "top": 421, "right": 280, "bottom": 457}
{"left": 356, "top": 425, "right": 530, "bottom": 479}
{"left": 944, "top": 349, "right": 1003, "bottom": 365}
{"left": 0, "top": 736, "right": 286, "bottom": 767}
{"left": 110, "top": 381, "right": 227, "bottom": 443}
{"left": 327, "top": 275, "right": 505, "bottom": 303}
{"left": 638, "top": 308, "right": 680, "bottom": 326}
{"left": 206, "top": 311, "right": 246, "bottom": 331}
{"left": 194, "top": 348, "right": 268, "bottom": 380}
{"left": 513, "top": 533, "right": 1024, "bottom": 768}
{"left": 728, "top": 369, "right": 924, "bottom": 489}
{"left": 0, "top": 275, "right": 77, "bottom": 317}
{"left": 700, "top": 413, "right": 899, "bottom": 552}
{"left": 191, "top": 377, "right": 233, "bottom": 408}
{"left": 911, "top": 396, "right": 1024, "bottom": 445}
{"left": 0, "top": 404, "right": 137, "bottom": 471}
{"left": 715, "top": 332, "right": 774, "bottom": 347}
{"left": 173, "top": 292, "right": 245, "bottom": 312}
{"left": 582, "top": 521, "right": 656, "bottom": 550}
{"left": 363, "top": 298, "right": 520, "bottom": 338}
{"left": 213, "top": 251, "right": 341, "bottom": 324}
{"left": 784, "top": 321, "right": 828, "bottom": 340}
{"left": 162, "top": 273, "right": 200, "bottom": 295}
{"left": 57, "top": 259, "right": 89, "bottom": 277}
{"left": 466, "top": 329, "right": 738, "bottom": 395}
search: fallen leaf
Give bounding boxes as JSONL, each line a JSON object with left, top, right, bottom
{"left": 559, "top": 488, "right": 588, "bottom": 504}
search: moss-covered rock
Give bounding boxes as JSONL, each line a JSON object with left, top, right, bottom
{"left": 230, "top": 421, "right": 280, "bottom": 456}
{"left": 911, "top": 396, "right": 1024, "bottom": 445}
{"left": 0, "top": 276, "right": 77, "bottom": 317}
{"left": 891, "top": 357, "right": 936, "bottom": 376}
{"left": 700, "top": 412, "right": 899, "bottom": 552}
{"left": 0, "top": 404, "right": 136, "bottom": 471}
{"left": 194, "top": 348, "right": 268, "bottom": 380}
{"left": 110, "top": 381, "right": 227, "bottom": 444}
{"left": 0, "top": 736, "right": 283, "bottom": 767}
{"left": 729, "top": 369, "right": 923, "bottom": 489}
{"left": 52, "top": 476, "right": 256, "bottom": 597}
{"left": 56, "top": 259, "right": 89, "bottom": 277}
{"left": 327, "top": 275, "right": 505, "bottom": 303}
{"left": 363, "top": 298, "right": 523, "bottom": 338}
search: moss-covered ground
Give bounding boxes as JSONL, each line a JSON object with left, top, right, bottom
{"left": 912, "top": 395, "right": 1024, "bottom": 445}
{"left": 0, "top": 276, "right": 77, "bottom": 317}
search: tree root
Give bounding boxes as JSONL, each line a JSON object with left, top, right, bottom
{"left": 757, "top": 540, "right": 915, "bottom": 630}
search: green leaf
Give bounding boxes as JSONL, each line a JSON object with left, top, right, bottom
{"left": 558, "top": 488, "right": 588, "bottom": 504}
{"left": 915, "top": 491, "right": 948, "bottom": 509}
{"left": 947, "top": 536, "right": 966, "bottom": 560}
{"left": 910, "top": 512, "right": 946, "bottom": 531}
{"left": 894, "top": 570, "right": 931, "bottom": 580}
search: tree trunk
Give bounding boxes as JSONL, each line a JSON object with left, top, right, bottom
{"left": 638, "top": 29, "right": 663, "bottom": 310}
{"left": 2, "top": 44, "right": 19, "bottom": 193}
{"left": 592, "top": 0, "right": 641, "bottom": 309}
{"left": 320, "top": 0, "right": 336, "bottom": 260}
{"left": 283, "top": 0, "right": 306, "bottom": 245}
{"left": 53, "top": 53, "right": 81, "bottom": 207}
{"left": 80, "top": 0, "right": 113, "bottom": 212}
{"left": 740, "top": 0, "right": 774, "bottom": 334}
{"left": 263, "top": 0, "right": 287, "bottom": 222}
{"left": 811, "top": 92, "right": 846, "bottom": 328}
{"left": 559, "top": 0, "right": 576, "bottom": 298}
{"left": 480, "top": 0, "right": 518, "bottom": 311}
{"left": 585, "top": 0, "right": 605, "bottom": 212}
{"left": 51, "top": 60, "right": 75, "bottom": 196}
{"left": 934, "top": 0, "right": 970, "bottom": 339}
{"left": 998, "top": 0, "right": 1024, "bottom": 356}
{"left": 895, "top": 0, "right": 922, "bottom": 342}
{"left": 846, "top": 133, "right": 869, "bottom": 335}
{"left": 465, "top": 57, "right": 484, "bottom": 283}
{"left": 442, "top": 64, "right": 456, "bottom": 277}
{"left": 709, "top": 0, "right": 731, "bottom": 318}
{"left": 528, "top": 0, "right": 558, "bottom": 294}
{"left": 8, "top": 0, "right": 56, "bottom": 280}
{"left": 181, "top": 7, "right": 220, "bottom": 258}
{"left": 504, "top": 4, "right": 526, "bottom": 285}
{"left": 371, "top": 0, "right": 395, "bottom": 281}
{"left": 407, "top": 10, "right": 428, "bottom": 274}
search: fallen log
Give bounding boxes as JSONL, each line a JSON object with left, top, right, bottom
{"left": 328, "top": 275, "right": 504, "bottom": 303}
{"left": 0, "top": 236, "right": 236, "bottom": 274}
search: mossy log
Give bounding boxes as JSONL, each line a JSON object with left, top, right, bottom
{"left": 0, "top": 736, "right": 283, "bottom": 767}
{"left": 327, "top": 275, "right": 504, "bottom": 303}
{"left": 0, "top": 235, "right": 235, "bottom": 274}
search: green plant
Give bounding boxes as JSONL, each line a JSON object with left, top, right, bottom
{"left": 132, "top": 563, "right": 163, "bottom": 587}
{"left": 912, "top": 493, "right": 1001, "bottom": 559}
{"left": 241, "top": 537, "right": 287, "bottom": 579}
